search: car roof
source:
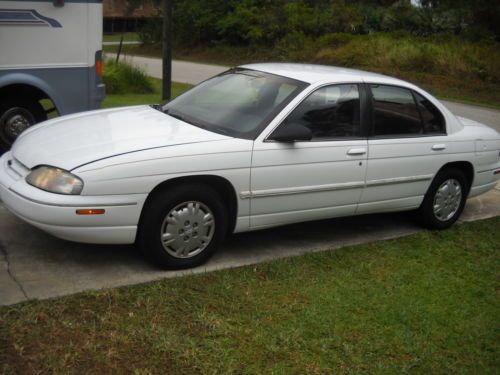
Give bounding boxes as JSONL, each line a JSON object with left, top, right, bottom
{"left": 239, "top": 62, "right": 409, "bottom": 86}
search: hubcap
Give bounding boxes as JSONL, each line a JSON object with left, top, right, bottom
{"left": 160, "top": 201, "right": 215, "bottom": 259}
{"left": 433, "top": 179, "right": 462, "bottom": 221}
{"left": 0, "top": 107, "right": 36, "bottom": 145}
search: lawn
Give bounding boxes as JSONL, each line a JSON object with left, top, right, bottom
{"left": 1, "top": 217, "right": 498, "bottom": 374}
{"left": 102, "top": 78, "right": 192, "bottom": 108}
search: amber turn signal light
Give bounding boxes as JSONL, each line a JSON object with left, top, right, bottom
{"left": 95, "top": 59, "right": 103, "bottom": 76}
{"left": 76, "top": 209, "right": 105, "bottom": 215}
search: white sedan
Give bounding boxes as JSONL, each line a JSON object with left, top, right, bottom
{"left": 0, "top": 64, "right": 499, "bottom": 269}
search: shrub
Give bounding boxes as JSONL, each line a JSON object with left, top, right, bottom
{"left": 317, "top": 33, "right": 354, "bottom": 48}
{"left": 147, "top": 0, "right": 499, "bottom": 47}
{"left": 216, "top": 0, "right": 284, "bottom": 45}
{"left": 103, "top": 60, "right": 154, "bottom": 95}
{"left": 313, "top": 33, "right": 500, "bottom": 83}
{"left": 138, "top": 18, "right": 162, "bottom": 45}
{"left": 275, "top": 31, "right": 316, "bottom": 61}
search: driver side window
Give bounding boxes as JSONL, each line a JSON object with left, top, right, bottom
{"left": 282, "top": 84, "right": 361, "bottom": 140}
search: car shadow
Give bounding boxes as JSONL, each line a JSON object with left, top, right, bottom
{"left": 0, "top": 202, "right": 485, "bottom": 304}
{"left": 4, "top": 209, "right": 419, "bottom": 271}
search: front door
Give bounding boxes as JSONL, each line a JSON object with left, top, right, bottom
{"left": 249, "top": 83, "right": 368, "bottom": 229}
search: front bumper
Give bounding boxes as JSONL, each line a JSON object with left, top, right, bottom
{"left": 0, "top": 152, "right": 146, "bottom": 244}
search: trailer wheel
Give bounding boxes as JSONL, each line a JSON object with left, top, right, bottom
{"left": 0, "top": 98, "right": 47, "bottom": 152}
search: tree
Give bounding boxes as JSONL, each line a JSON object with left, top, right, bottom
{"left": 420, "top": 0, "right": 500, "bottom": 38}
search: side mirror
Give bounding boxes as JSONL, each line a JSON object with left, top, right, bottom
{"left": 269, "top": 123, "right": 312, "bottom": 142}
{"left": 53, "top": 0, "right": 64, "bottom": 7}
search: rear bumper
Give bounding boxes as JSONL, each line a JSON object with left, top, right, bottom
{"left": 0, "top": 152, "right": 145, "bottom": 244}
{"left": 470, "top": 166, "right": 500, "bottom": 198}
{"left": 469, "top": 181, "right": 499, "bottom": 198}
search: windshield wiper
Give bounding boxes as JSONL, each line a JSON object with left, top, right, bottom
{"left": 164, "top": 108, "right": 192, "bottom": 124}
{"left": 150, "top": 104, "right": 163, "bottom": 112}
{"left": 163, "top": 108, "right": 232, "bottom": 137}
{"left": 208, "top": 125, "right": 232, "bottom": 136}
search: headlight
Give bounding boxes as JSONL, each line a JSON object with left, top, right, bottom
{"left": 26, "top": 166, "right": 83, "bottom": 195}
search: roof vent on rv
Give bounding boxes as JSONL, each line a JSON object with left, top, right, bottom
{"left": 53, "top": 0, "right": 65, "bottom": 7}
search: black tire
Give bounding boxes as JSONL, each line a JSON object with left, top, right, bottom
{"left": 0, "top": 97, "right": 47, "bottom": 152}
{"left": 416, "top": 168, "right": 469, "bottom": 229}
{"left": 138, "top": 184, "right": 228, "bottom": 269}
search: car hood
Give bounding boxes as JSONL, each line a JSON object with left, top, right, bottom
{"left": 11, "top": 105, "right": 230, "bottom": 171}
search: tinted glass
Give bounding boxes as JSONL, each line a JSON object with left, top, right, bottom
{"left": 162, "top": 69, "right": 306, "bottom": 140}
{"left": 282, "top": 84, "right": 361, "bottom": 139}
{"left": 414, "top": 92, "right": 445, "bottom": 134}
{"left": 371, "top": 85, "right": 422, "bottom": 136}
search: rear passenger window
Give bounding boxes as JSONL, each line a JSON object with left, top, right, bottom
{"left": 371, "top": 85, "right": 422, "bottom": 136}
{"left": 413, "top": 92, "right": 445, "bottom": 134}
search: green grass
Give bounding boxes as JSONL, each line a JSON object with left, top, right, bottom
{"left": 103, "top": 33, "right": 500, "bottom": 109}
{"left": 1, "top": 217, "right": 499, "bottom": 374}
{"left": 103, "top": 59, "right": 155, "bottom": 95}
{"left": 102, "top": 78, "right": 192, "bottom": 108}
{"left": 103, "top": 32, "right": 140, "bottom": 43}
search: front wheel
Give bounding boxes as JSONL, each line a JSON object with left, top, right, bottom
{"left": 138, "top": 184, "right": 227, "bottom": 269}
{"left": 416, "top": 168, "right": 468, "bottom": 229}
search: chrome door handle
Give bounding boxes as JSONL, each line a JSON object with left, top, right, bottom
{"left": 347, "top": 148, "right": 367, "bottom": 156}
{"left": 432, "top": 144, "right": 446, "bottom": 151}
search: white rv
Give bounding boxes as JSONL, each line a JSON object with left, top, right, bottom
{"left": 0, "top": 0, "right": 105, "bottom": 151}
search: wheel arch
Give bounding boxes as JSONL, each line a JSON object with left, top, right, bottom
{"left": 138, "top": 174, "right": 239, "bottom": 238}
{"left": 0, "top": 74, "right": 62, "bottom": 114}
{"left": 435, "top": 161, "right": 474, "bottom": 192}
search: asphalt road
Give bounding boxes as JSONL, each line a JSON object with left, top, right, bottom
{"left": 1, "top": 56, "right": 499, "bottom": 306}
{"left": 111, "top": 54, "right": 229, "bottom": 87}
{"left": 107, "top": 53, "right": 500, "bottom": 131}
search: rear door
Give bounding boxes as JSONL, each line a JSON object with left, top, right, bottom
{"left": 359, "top": 84, "right": 448, "bottom": 214}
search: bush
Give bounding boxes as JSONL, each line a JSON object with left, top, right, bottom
{"left": 275, "top": 31, "right": 315, "bottom": 61}
{"left": 216, "top": 0, "right": 284, "bottom": 45}
{"left": 313, "top": 33, "right": 500, "bottom": 83}
{"left": 103, "top": 60, "right": 155, "bottom": 95}
{"left": 317, "top": 33, "right": 354, "bottom": 48}
{"left": 139, "top": 1, "right": 498, "bottom": 48}
{"left": 138, "top": 18, "right": 162, "bottom": 45}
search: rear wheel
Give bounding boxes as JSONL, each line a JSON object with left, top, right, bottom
{"left": 416, "top": 168, "right": 468, "bottom": 229}
{"left": 138, "top": 184, "right": 227, "bottom": 269}
{"left": 0, "top": 97, "right": 47, "bottom": 152}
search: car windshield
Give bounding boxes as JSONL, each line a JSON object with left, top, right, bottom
{"left": 162, "top": 69, "right": 307, "bottom": 140}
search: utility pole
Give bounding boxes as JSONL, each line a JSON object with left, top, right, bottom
{"left": 162, "top": 0, "right": 173, "bottom": 101}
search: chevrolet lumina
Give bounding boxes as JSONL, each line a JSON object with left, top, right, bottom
{"left": 0, "top": 64, "right": 499, "bottom": 269}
